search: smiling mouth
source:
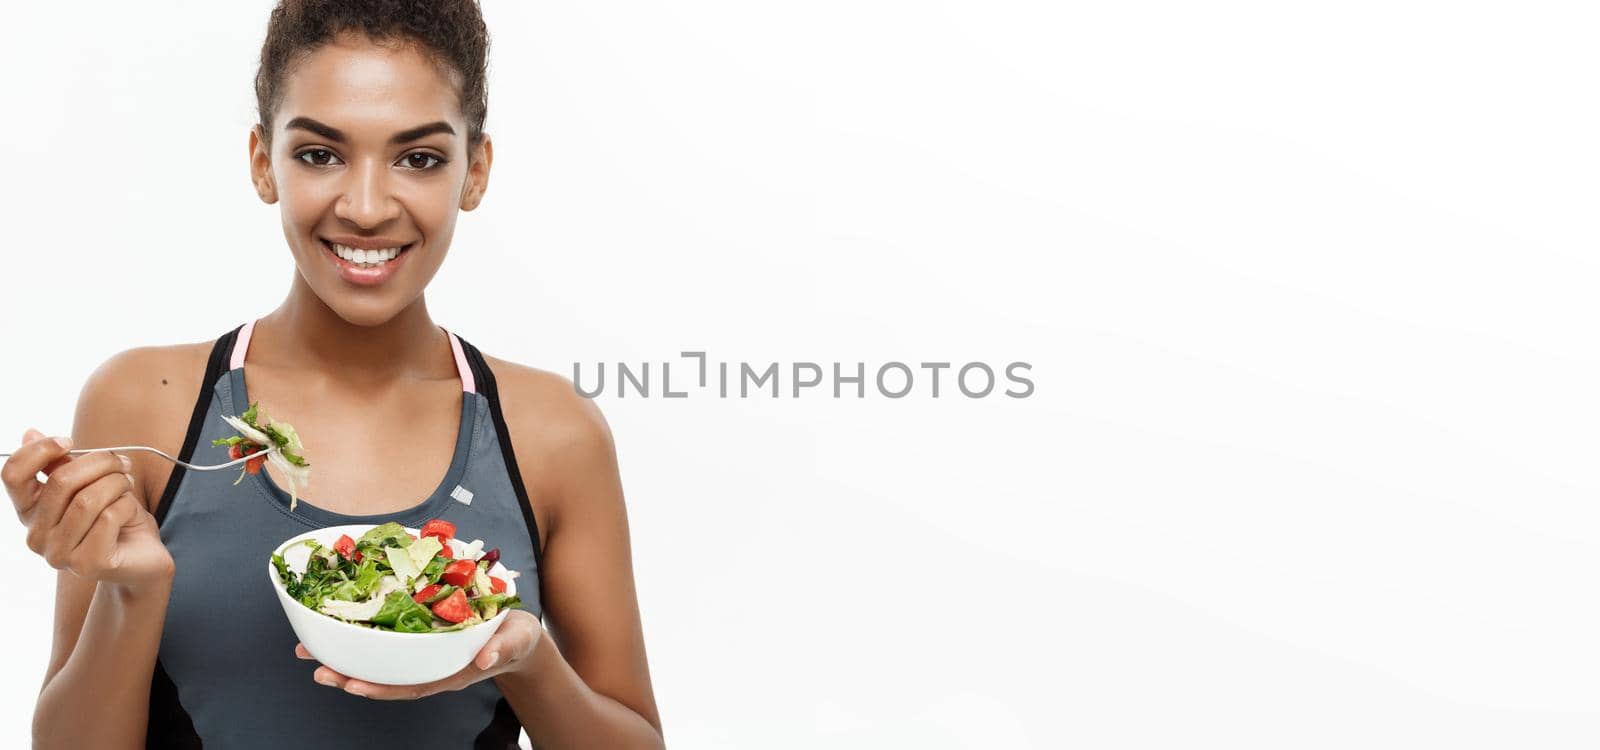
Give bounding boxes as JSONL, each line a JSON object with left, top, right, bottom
{"left": 320, "top": 239, "right": 415, "bottom": 267}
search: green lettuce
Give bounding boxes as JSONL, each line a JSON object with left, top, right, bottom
{"left": 358, "top": 522, "right": 411, "bottom": 549}
{"left": 471, "top": 593, "right": 520, "bottom": 620}
{"left": 384, "top": 545, "right": 421, "bottom": 586}
{"left": 370, "top": 590, "right": 433, "bottom": 633}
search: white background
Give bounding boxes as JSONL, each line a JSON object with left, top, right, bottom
{"left": 2, "top": 1, "right": 1597, "bottom": 747}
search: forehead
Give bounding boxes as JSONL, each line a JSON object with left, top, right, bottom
{"left": 274, "top": 33, "right": 464, "bottom": 137}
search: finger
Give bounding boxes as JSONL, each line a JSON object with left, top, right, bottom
{"left": 39, "top": 454, "right": 72, "bottom": 478}
{"left": 310, "top": 666, "right": 441, "bottom": 701}
{"left": 40, "top": 473, "right": 133, "bottom": 568}
{"left": 476, "top": 611, "right": 543, "bottom": 670}
{"left": 25, "top": 452, "right": 125, "bottom": 536}
{"left": 473, "top": 631, "right": 519, "bottom": 671}
{"left": 330, "top": 658, "right": 489, "bottom": 701}
{"left": 29, "top": 450, "right": 124, "bottom": 527}
{"left": 15, "top": 429, "right": 70, "bottom": 478}
{"left": 69, "top": 495, "right": 140, "bottom": 577}
{"left": 294, "top": 643, "right": 314, "bottom": 660}
{"left": 2, "top": 432, "right": 72, "bottom": 509}
{"left": 474, "top": 639, "right": 503, "bottom": 671}
{"left": 336, "top": 675, "right": 452, "bottom": 701}
{"left": 38, "top": 438, "right": 73, "bottom": 478}
{"left": 312, "top": 666, "right": 347, "bottom": 689}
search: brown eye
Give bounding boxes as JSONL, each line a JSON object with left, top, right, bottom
{"left": 402, "top": 153, "right": 444, "bottom": 170}
{"left": 296, "top": 149, "right": 340, "bottom": 167}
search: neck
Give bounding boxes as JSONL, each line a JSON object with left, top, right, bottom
{"left": 253, "top": 275, "right": 453, "bottom": 381}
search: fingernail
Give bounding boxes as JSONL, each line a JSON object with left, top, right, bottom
{"left": 119, "top": 455, "right": 132, "bottom": 472}
{"left": 53, "top": 437, "right": 72, "bottom": 451}
{"left": 345, "top": 685, "right": 366, "bottom": 697}
{"left": 315, "top": 675, "right": 337, "bottom": 687}
{"left": 482, "top": 650, "right": 500, "bottom": 669}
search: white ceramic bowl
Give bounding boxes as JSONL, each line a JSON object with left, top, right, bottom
{"left": 267, "top": 523, "right": 517, "bottom": 685}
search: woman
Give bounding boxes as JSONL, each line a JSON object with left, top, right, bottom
{"left": 2, "top": 1, "right": 663, "bottom": 747}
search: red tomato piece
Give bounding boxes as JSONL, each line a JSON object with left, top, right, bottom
{"left": 489, "top": 576, "right": 507, "bottom": 594}
{"left": 431, "top": 589, "right": 471, "bottom": 623}
{"left": 440, "top": 559, "right": 476, "bottom": 587}
{"left": 420, "top": 519, "right": 456, "bottom": 542}
{"left": 412, "top": 583, "right": 443, "bottom": 604}
{"left": 332, "top": 534, "right": 357, "bottom": 559}
{"left": 228, "top": 444, "right": 244, "bottom": 460}
{"left": 437, "top": 544, "right": 454, "bottom": 559}
{"left": 245, "top": 455, "right": 266, "bottom": 474}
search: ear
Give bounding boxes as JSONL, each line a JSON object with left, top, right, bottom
{"left": 249, "top": 125, "right": 279, "bottom": 204}
{"left": 459, "top": 134, "right": 494, "bottom": 211}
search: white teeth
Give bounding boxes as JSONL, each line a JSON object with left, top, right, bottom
{"left": 329, "top": 242, "right": 405, "bottom": 266}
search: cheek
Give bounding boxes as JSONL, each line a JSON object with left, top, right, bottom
{"left": 274, "top": 168, "right": 335, "bottom": 237}
{"left": 394, "top": 174, "right": 465, "bottom": 239}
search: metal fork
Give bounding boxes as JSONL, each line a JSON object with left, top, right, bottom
{"left": 0, "top": 446, "right": 277, "bottom": 471}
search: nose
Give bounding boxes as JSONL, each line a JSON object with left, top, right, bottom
{"left": 333, "top": 159, "right": 401, "bottom": 229}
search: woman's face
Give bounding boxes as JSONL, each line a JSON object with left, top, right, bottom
{"left": 249, "top": 33, "right": 491, "bottom": 326}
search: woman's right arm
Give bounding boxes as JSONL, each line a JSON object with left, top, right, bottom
{"left": 4, "top": 348, "right": 199, "bottom": 750}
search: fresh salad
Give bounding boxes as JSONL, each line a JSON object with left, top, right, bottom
{"left": 271, "top": 521, "right": 520, "bottom": 633}
{"left": 214, "top": 401, "right": 311, "bottom": 510}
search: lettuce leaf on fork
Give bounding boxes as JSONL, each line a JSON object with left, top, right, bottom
{"left": 212, "top": 400, "right": 312, "bottom": 510}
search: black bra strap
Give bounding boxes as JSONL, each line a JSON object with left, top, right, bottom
{"left": 153, "top": 325, "right": 242, "bottom": 526}
{"left": 456, "top": 337, "right": 547, "bottom": 579}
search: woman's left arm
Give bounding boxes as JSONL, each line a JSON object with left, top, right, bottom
{"left": 493, "top": 386, "right": 663, "bottom": 747}
{"left": 304, "top": 368, "right": 664, "bottom": 748}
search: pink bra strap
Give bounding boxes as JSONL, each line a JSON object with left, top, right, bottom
{"left": 230, "top": 320, "right": 256, "bottom": 370}
{"left": 445, "top": 329, "right": 476, "bottom": 394}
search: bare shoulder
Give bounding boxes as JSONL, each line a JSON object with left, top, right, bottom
{"left": 78, "top": 342, "right": 213, "bottom": 416}
{"left": 480, "top": 355, "right": 613, "bottom": 450}
{"left": 479, "top": 354, "right": 621, "bottom": 531}
{"left": 74, "top": 341, "right": 215, "bottom": 510}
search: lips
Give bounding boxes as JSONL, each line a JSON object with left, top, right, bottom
{"left": 319, "top": 237, "right": 415, "bottom": 286}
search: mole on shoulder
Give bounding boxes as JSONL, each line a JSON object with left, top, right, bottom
{"left": 161, "top": 379, "right": 168, "bottom": 385}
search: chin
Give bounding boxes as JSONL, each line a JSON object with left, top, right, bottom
{"left": 326, "top": 295, "right": 417, "bottom": 328}
{"left": 297, "top": 271, "right": 417, "bottom": 328}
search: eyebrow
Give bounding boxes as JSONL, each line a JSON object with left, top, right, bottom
{"left": 389, "top": 121, "right": 456, "bottom": 144}
{"left": 285, "top": 116, "right": 345, "bottom": 142}
{"left": 283, "top": 117, "right": 456, "bottom": 145}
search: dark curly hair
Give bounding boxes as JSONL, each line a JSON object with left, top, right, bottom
{"left": 255, "top": 0, "right": 490, "bottom": 147}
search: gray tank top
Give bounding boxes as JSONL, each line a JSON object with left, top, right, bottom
{"left": 147, "top": 322, "right": 544, "bottom": 748}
